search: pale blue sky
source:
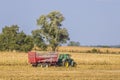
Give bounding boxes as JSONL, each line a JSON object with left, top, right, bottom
{"left": 0, "top": 0, "right": 120, "bottom": 45}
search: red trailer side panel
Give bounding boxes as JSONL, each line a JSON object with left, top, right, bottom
{"left": 28, "top": 52, "right": 59, "bottom": 65}
{"left": 28, "top": 52, "right": 37, "bottom": 64}
{"left": 36, "top": 53, "right": 58, "bottom": 63}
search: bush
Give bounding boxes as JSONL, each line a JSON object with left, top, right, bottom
{"left": 91, "top": 48, "right": 101, "bottom": 53}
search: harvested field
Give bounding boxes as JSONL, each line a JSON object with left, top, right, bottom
{"left": 0, "top": 50, "right": 120, "bottom": 80}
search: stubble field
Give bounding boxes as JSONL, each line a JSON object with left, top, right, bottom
{"left": 0, "top": 47, "right": 120, "bottom": 80}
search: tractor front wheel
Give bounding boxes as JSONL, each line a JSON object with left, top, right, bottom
{"left": 64, "top": 61, "right": 69, "bottom": 68}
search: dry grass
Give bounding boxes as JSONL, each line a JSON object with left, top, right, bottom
{"left": 58, "top": 46, "right": 120, "bottom": 53}
{"left": 0, "top": 52, "right": 28, "bottom": 66}
{"left": 0, "top": 49, "right": 120, "bottom": 80}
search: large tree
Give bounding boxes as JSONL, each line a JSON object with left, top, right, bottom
{"left": 33, "top": 11, "right": 69, "bottom": 51}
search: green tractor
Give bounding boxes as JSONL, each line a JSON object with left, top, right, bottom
{"left": 57, "top": 54, "right": 76, "bottom": 67}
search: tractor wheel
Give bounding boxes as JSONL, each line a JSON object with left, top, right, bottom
{"left": 70, "top": 61, "right": 74, "bottom": 67}
{"left": 64, "top": 61, "right": 69, "bottom": 68}
{"left": 73, "top": 62, "right": 77, "bottom": 67}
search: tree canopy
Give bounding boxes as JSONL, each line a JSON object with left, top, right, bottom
{"left": 0, "top": 25, "right": 34, "bottom": 52}
{"left": 32, "top": 11, "right": 70, "bottom": 51}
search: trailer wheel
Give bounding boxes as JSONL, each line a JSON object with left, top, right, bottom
{"left": 39, "top": 63, "right": 43, "bottom": 68}
{"left": 40, "top": 63, "right": 49, "bottom": 68}
{"left": 45, "top": 63, "right": 49, "bottom": 68}
{"left": 32, "top": 63, "right": 38, "bottom": 67}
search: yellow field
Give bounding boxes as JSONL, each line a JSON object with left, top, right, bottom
{"left": 0, "top": 49, "right": 120, "bottom": 80}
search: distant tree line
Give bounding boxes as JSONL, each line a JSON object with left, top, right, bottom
{"left": 67, "top": 41, "right": 80, "bottom": 46}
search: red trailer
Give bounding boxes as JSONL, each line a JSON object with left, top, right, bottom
{"left": 28, "top": 52, "right": 58, "bottom": 67}
{"left": 28, "top": 52, "right": 76, "bottom": 67}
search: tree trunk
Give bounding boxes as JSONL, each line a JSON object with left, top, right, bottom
{"left": 52, "top": 44, "right": 58, "bottom": 52}
{"left": 52, "top": 46, "right": 56, "bottom": 52}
